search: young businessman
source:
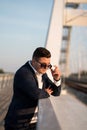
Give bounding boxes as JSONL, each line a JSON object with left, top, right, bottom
{"left": 4, "top": 47, "right": 61, "bottom": 130}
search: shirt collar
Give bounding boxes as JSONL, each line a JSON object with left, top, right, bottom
{"left": 28, "top": 61, "right": 42, "bottom": 76}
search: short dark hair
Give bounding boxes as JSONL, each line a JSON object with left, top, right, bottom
{"left": 32, "top": 47, "right": 51, "bottom": 59}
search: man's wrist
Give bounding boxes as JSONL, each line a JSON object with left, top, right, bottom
{"left": 54, "top": 78, "right": 61, "bottom": 86}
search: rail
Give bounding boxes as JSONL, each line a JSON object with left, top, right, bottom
{"left": 65, "top": 78, "right": 87, "bottom": 93}
{"left": 0, "top": 73, "right": 14, "bottom": 91}
{"left": 0, "top": 73, "right": 14, "bottom": 130}
{"left": 36, "top": 98, "right": 61, "bottom": 130}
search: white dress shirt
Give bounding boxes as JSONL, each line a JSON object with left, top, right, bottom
{"left": 29, "top": 61, "right": 43, "bottom": 89}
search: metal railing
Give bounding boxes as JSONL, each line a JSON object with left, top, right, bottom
{"left": 0, "top": 73, "right": 14, "bottom": 130}
{"left": 0, "top": 73, "right": 14, "bottom": 91}
{"left": 36, "top": 98, "right": 61, "bottom": 130}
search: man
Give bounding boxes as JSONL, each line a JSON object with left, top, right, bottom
{"left": 4, "top": 47, "right": 61, "bottom": 130}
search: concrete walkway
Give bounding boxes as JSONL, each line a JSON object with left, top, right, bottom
{"left": 50, "top": 90, "right": 87, "bottom": 130}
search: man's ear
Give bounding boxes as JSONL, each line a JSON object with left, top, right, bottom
{"left": 32, "top": 58, "right": 36, "bottom": 66}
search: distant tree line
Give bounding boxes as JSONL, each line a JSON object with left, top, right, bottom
{"left": 0, "top": 69, "right": 4, "bottom": 73}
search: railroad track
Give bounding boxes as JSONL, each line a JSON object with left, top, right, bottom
{"left": 65, "top": 78, "right": 87, "bottom": 94}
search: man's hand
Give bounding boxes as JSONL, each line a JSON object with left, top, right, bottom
{"left": 51, "top": 66, "right": 61, "bottom": 81}
{"left": 45, "top": 87, "right": 53, "bottom": 95}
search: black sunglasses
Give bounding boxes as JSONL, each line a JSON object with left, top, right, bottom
{"left": 36, "top": 60, "right": 52, "bottom": 69}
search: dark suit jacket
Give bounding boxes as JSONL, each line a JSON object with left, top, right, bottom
{"left": 5, "top": 61, "right": 61, "bottom": 129}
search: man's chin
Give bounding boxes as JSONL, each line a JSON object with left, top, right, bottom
{"left": 40, "top": 71, "right": 46, "bottom": 74}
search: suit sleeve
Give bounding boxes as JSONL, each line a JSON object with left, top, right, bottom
{"left": 43, "top": 74, "right": 61, "bottom": 96}
{"left": 14, "top": 69, "right": 50, "bottom": 100}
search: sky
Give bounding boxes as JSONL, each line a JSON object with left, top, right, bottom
{"left": 70, "top": 4, "right": 87, "bottom": 73}
{"left": 0, "top": 0, "right": 87, "bottom": 73}
{"left": 0, "top": 0, "right": 53, "bottom": 72}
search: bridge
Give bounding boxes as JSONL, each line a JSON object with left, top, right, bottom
{"left": 0, "top": 0, "right": 87, "bottom": 130}
{"left": 0, "top": 73, "right": 87, "bottom": 130}
{"left": 45, "top": 0, "right": 87, "bottom": 77}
